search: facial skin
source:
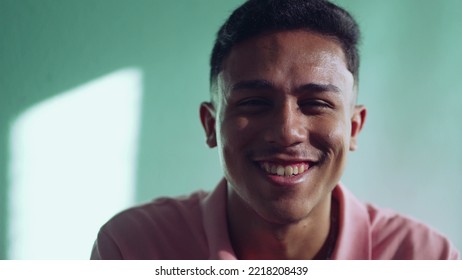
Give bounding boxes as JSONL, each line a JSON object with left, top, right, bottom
{"left": 201, "top": 30, "right": 366, "bottom": 259}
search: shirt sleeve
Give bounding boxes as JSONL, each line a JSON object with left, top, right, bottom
{"left": 90, "top": 229, "right": 123, "bottom": 260}
{"left": 449, "top": 246, "right": 460, "bottom": 260}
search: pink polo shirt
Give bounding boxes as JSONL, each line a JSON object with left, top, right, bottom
{"left": 91, "top": 179, "right": 459, "bottom": 259}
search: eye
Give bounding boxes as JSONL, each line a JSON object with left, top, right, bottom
{"left": 300, "top": 99, "right": 331, "bottom": 107}
{"left": 235, "top": 97, "right": 272, "bottom": 114}
{"left": 299, "top": 99, "right": 333, "bottom": 113}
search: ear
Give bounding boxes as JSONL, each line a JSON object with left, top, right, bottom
{"left": 349, "top": 105, "right": 367, "bottom": 151}
{"left": 200, "top": 102, "right": 217, "bottom": 148}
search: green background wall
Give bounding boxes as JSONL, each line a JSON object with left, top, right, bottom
{"left": 1, "top": 0, "right": 461, "bottom": 259}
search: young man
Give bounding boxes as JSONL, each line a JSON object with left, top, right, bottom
{"left": 91, "top": 0, "right": 459, "bottom": 259}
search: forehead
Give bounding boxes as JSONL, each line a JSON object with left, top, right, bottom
{"left": 219, "top": 30, "right": 353, "bottom": 94}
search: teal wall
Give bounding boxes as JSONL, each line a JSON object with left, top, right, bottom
{"left": 1, "top": 0, "right": 461, "bottom": 259}
{"left": 337, "top": 0, "right": 462, "bottom": 252}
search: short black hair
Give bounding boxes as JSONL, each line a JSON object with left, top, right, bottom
{"left": 210, "top": 0, "right": 361, "bottom": 97}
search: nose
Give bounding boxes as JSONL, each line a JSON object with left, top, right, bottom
{"left": 264, "top": 100, "right": 307, "bottom": 147}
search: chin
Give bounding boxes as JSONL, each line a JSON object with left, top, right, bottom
{"left": 257, "top": 199, "right": 317, "bottom": 225}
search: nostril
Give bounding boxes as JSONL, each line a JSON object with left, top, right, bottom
{"left": 264, "top": 122, "right": 306, "bottom": 147}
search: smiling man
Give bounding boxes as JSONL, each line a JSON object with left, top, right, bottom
{"left": 201, "top": 29, "right": 363, "bottom": 259}
{"left": 91, "top": 0, "right": 459, "bottom": 260}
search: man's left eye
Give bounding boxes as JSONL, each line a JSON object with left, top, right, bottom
{"left": 299, "top": 100, "right": 334, "bottom": 114}
{"left": 299, "top": 100, "right": 331, "bottom": 108}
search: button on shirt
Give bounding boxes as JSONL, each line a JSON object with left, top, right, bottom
{"left": 91, "top": 179, "right": 459, "bottom": 260}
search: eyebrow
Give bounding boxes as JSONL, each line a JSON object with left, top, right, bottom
{"left": 231, "top": 79, "right": 274, "bottom": 91}
{"left": 296, "top": 83, "right": 341, "bottom": 94}
{"left": 231, "top": 79, "right": 341, "bottom": 94}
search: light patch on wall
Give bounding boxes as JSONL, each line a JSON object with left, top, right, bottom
{"left": 8, "top": 68, "right": 142, "bottom": 259}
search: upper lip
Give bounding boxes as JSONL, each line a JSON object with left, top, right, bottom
{"left": 250, "top": 146, "right": 322, "bottom": 164}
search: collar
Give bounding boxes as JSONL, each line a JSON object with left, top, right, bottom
{"left": 331, "top": 183, "right": 372, "bottom": 259}
{"left": 201, "top": 178, "right": 237, "bottom": 259}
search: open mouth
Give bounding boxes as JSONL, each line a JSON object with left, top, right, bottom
{"left": 259, "top": 162, "right": 310, "bottom": 177}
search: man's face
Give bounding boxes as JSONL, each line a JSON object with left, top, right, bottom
{"left": 201, "top": 30, "right": 365, "bottom": 224}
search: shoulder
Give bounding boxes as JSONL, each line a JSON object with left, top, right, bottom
{"left": 93, "top": 190, "right": 210, "bottom": 259}
{"left": 366, "top": 204, "right": 459, "bottom": 260}
{"left": 109, "top": 190, "right": 209, "bottom": 227}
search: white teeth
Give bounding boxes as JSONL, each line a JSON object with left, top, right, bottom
{"left": 271, "top": 165, "right": 278, "bottom": 174}
{"left": 263, "top": 162, "right": 270, "bottom": 173}
{"left": 276, "top": 166, "right": 285, "bottom": 176}
{"left": 261, "top": 162, "right": 308, "bottom": 177}
{"left": 293, "top": 166, "right": 299, "bottom": 175}
{"left": 285, "top": 166, "right": 293, "bottom": 176}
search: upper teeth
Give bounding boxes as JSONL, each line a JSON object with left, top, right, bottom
{"left": 261, "top": 162, "right": 307, "bottom": 177}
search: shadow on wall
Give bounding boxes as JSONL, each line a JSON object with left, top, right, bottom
{"left": 7, "top": 69, "right": 141, "bottom": 259}
{"left": 0, "top": 0, "right": 151, "bottom": 259}
{"left": 0, "top": 0, "right": 152, "bottom": 259}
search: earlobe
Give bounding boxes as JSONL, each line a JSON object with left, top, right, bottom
{"left": 199, "top": 102, "right": 217, "bottom": 148}
{"left": 349, "top": 105, "right": 367, "bottom": 151}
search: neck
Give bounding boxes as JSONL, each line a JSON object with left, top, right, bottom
{"left": 227, "top": 188, "right": 338, "bottom": 260}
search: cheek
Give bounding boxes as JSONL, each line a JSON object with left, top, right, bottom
{"left": 218, "top": 116, "right": 251, "bottom": 147}
{"left": 310, "top": 116, "right": 350, "bottom": 154}
{"left": 329, "top": 119, "right": 351, "bottom": 149}
{"left": 217, "top": 116, "right": 252, "bottom": 172}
